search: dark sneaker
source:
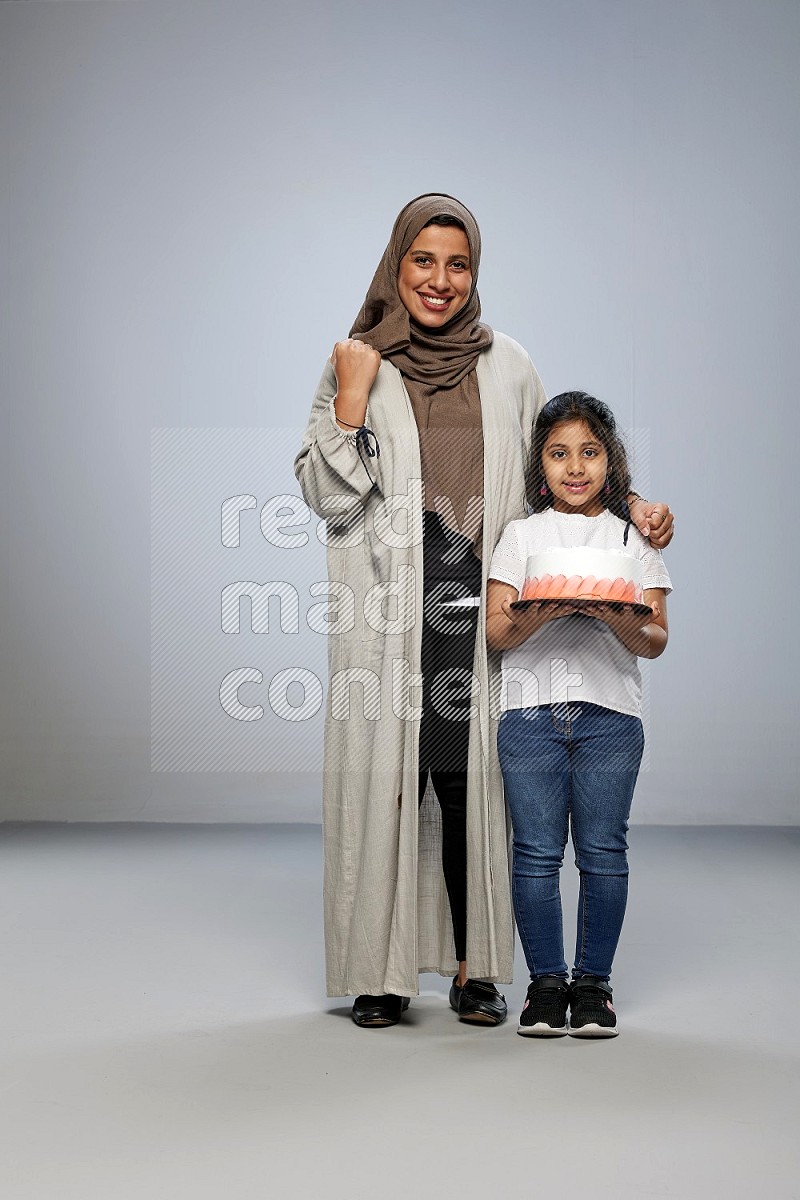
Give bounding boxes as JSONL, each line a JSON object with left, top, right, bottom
{"left": 351, "top": 994, "right": 410, "bottom": 1027}
{"left": 449, "top": 977, "right": 507, "bottom": 1025}
{"left": 568, "top": 975, "right": 619, "bottom": 1037}
{"left": 517, "top": 974, "right": 570, "bottom": 1037}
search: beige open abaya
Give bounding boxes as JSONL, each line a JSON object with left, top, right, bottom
{"left": 294, "top": 200, "right": 547, "bottom": 997}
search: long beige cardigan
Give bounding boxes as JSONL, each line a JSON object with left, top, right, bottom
{"left": 294, "top": 332, "right": 547, "bottom": 997}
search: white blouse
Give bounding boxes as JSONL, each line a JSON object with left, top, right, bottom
{"left": 489, "top": 508, "right": 673, "bottom": 718}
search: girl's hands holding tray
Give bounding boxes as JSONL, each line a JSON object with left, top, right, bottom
{"left": 486, "top": 581, "right": 579, "bottom": 651}
{"left": 487, "top": 583, "right": 667, "bottom": 659}
{"left": 578, "top": 598, "right": 658, "bottom": 635}
{"left": 567, "top": 593, "right": 667, "bottom": 658}
{"left": 500, "top": 595, "right": 580, "bottom": 638}
{"left": 576, "top": 594, "right": 667, "bottom": 658}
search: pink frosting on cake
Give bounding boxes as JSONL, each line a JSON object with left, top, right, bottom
{"left": 520, "top": 547, "right": 644, "bottom": 605}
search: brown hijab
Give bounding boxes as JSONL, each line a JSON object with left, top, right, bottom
{"left": 350, "top": 194, "right": 493, "bottom": 552}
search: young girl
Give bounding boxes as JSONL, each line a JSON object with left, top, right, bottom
{"left": 486, "top": 392, "right": 672, "bottom": 1038}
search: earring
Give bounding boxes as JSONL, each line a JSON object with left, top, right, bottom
{"left": 540, "top": 482, "right": 548, "bottom": 496}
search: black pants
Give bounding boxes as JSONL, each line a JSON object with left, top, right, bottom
{"left": 418, "top": 768, "right": 468, "bottom": 962}
{"left": 417, "top": 511, "right": 481, "bottom": 965}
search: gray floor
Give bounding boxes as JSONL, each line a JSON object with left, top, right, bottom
{"left": 1, "top": 824, "right": 798, "bottom": 1200}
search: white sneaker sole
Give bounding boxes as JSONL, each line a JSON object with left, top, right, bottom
{"left": 517, "top": 1022, "right": 568, "bottom": 1037}
{"left": 568, "top": 1022, "right": 619, "bottom": 1038}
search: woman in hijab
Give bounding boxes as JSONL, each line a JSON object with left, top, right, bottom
{"left": 294, "top": 194, "right": 673, "bottom": 1028}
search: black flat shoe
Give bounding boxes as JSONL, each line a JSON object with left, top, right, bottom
{"left": 351, "top": 994, "right": 410, "bottom": 1028}
{"left": 449, "top": 977, "right": 507, "bottom": 1026}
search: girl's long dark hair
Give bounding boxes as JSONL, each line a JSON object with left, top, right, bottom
{"left": 526, "top": 391, "right": 632, "bottom": 521}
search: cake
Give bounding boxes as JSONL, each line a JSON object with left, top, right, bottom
{"left": 520, "top": 547, "right": 644, "bottom": 604}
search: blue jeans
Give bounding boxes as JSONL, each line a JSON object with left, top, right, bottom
{"left": 497, "top": 703, "right": 644, "bottom": 983}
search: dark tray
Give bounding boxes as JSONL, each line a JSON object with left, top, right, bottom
{"left": 510, "top": 597, "right": 653, "bottom": 617}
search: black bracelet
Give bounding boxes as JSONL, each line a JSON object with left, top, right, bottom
{"left": 334, "top": 413, "right": 362, "bottom": 429}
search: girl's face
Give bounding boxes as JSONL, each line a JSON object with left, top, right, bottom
{"left": 542, "top": 418, "right": 609, "bottom": 516}
{"left": 397, "top": 225, "right": 472, "bottom": 328}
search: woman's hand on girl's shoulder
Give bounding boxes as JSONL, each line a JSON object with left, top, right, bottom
{"left": 627, "top": 497, "right": 674, "bottom": 549}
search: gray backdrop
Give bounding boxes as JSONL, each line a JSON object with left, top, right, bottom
{"left": 2, "top": 0, "right": 797, "bottom": 823}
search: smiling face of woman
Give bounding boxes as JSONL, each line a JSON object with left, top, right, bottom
{"left": 397, "top": 224, "right": 473, "bottom": 329}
